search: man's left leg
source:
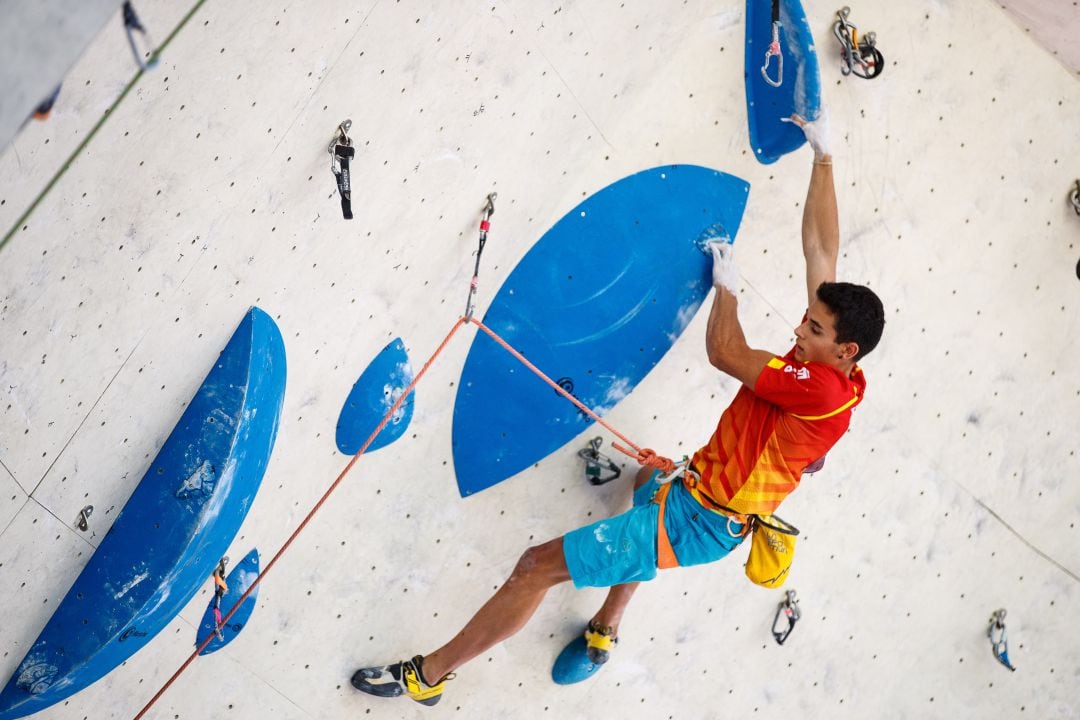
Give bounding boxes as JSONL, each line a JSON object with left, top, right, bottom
{"left": 352, "top": 536, "right": 571, "bottom": 705}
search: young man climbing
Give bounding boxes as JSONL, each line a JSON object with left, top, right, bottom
{"left": 350, "top": 114, "right": 885, "bottom": 705}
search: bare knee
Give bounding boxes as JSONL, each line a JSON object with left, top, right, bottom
{"left": 632, "top": 465, "right": 655, "bottom": 491}
{"left": 510, "top": 538, "right": 570, "bottom": 588}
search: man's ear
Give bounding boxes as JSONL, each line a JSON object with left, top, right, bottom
{"left": 839, "top": 342, "right": 859, "bottom": 361}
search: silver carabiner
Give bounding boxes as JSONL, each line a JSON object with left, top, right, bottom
{"left": 987, "top": 609, "right": 1016, "bottom": 671}
{"left": 761, "top": 22, "right": 783, "bottom": 88}
{"left": 328, "top": 119, "right": 353, "bottom": 173}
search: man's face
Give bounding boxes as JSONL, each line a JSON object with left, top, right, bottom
{"left": 794, "top": 300, "right": 852, "bottom": 365}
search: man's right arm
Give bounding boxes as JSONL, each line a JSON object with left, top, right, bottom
{"left": 788, "top": 113, "right": 839, "bottom": 305}
{"left": 801, "top": 156, "right": 839, "bottom": 305}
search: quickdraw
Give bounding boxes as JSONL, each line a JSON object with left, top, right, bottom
{"left": 122, "top": 2, "right": 159, "bottom": 71}
{"left": 761, "top": 0, "right": 784, "bottom": 88}
{"left": 832, "top": 6, "right": 883, "bottom": 79}
{"left": 578, "top": 437, "right": 622, "bottom": 486}
{"left": 211, "top": 557, "right": 230, "bottom": 641}
{"left": 1069, "top": 180, "right": 1080, "bottom": 217}
{"left": 329, "top": 120, "right": 356, "bottom": 220}
{"left": 772, "top": 589, "right": 800, "bottom": 645}
{"left": 987, "top": 609, "right": 1016, "bottom": 671}
{"left": 463, "top": 193, "right": 497, "bottom": 320}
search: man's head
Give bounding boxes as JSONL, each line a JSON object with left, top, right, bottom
{"left": 794, "top": 282, "right": 884, "bottom": 366}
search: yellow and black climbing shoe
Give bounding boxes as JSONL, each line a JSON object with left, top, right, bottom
{"left": 584, "top": 621, "right": 618, "bottom": 665}
{"left": 350, "top": 655, "right": 453, "bottom": 706}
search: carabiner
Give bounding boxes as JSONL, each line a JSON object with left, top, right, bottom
{"left": 772, "top": 589, "right": 800, "bottom": 645}
{"left": 328, "top": 119, "right": 353, "bottom": 173}
{"left": 761, "top": 23, "right": 783, "bottom": 88}
{"left": 578, "top": 437, "right": 622, "bottom": 486}
{"left": 987, "top": 609, "right": 1016, "bottom": 671}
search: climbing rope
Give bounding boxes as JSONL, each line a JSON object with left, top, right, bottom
{"left": 132, "top": 195, "right": 673, "bottom": 718}
{"left": 132, "top": 316, "right": 468, "bottom": 719}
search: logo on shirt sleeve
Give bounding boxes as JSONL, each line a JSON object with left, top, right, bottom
{"left": 784, "top": 365, "right": 810, "bottom": 381}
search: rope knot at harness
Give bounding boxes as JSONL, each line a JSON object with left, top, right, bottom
{"left": 612, "top": 444, "right": 676, "bottom": 475}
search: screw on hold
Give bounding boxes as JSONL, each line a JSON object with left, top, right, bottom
{"left": 772, "top": 589, "right": 801, "bottom": 645}
{"left": 987, "top": 608, "right": 1016, "bottom": 671}
{"left": 76, "top": 505, "right": 93, "bottom": 531}
{"left": 577, "top": 437, "right": 621, "bottom": 485}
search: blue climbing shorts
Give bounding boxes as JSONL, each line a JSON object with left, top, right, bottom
{"left": 563, "top": 469, "right": 748, "bottom": 589}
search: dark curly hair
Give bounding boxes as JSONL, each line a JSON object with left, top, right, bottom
{"left": 815, "top": 282, "right": 885, "bottom": 361}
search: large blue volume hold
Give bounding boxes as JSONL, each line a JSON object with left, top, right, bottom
{"left": 452, "top": 165, "right": 750, "bottom": 497}
{"left": 745, "top": 0, "right": 822, "bottom": 164}
{"left": 0, "top": 307, "right": 287, "bottom": 720}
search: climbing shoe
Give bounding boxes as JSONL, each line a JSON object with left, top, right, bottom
{"left": 584, "top": 621, "right": 618, "bottom": 665}
{"left": 350, "top": 655, "right": 452, "bottom": 706}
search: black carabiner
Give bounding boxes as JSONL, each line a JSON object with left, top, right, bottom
{"left": 772, "top": 589, "right": 801, "bottom": 645}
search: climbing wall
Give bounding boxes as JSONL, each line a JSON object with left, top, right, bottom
{"left": 1, "top": 0, "right": 1078, "bottom": 718}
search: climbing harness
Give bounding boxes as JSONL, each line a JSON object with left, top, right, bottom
{"left": 832, "top": 7, "right": 884, "bottom": 79}
{"left": 76, "top": 505, "right": 93, "bottom": 532}
{"left": 761, "top": 0, "right": 784, "bottom": 88}
{"left": 329, "top": 120, "right": 356, "bottom": 220}
{"left": 463, "top": 193, "right": 497, "bottom": 320}
{"left": 771, "top": 589, "right": 800, "bottom": 645}
{"left": 1069, "top": 180, "right": 1080, "bottom": 217}
{"left": 210, "top": 557, "right": 230, "bottom": 641}
{"left": 122, "top": 2, "right": 159, "bottom": 70}
{"left": 578, "top": 437, "right": 622, "bottom": 485}
{"left": 987, "top": 609, "right": 1016, "bottom": 671}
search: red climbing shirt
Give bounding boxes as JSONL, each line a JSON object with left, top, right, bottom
{"left": 688, "top": 345, "right": 867, "bottom": 515}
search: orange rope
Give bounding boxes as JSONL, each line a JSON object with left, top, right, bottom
{"left": 469, "top": 317, "right": 675, "bottom": 473}
{"left": 132, "top": 317, "right": 467, "bottom": 720}
{"left": 133, "top": 313, "right": 673, "bottom": 718}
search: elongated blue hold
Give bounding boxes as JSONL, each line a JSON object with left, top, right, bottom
{"left": 452, "top": 165, "right": 750, "bottom": 497}
{"left": 745, "top": 0, "right": 822, "bottom": 164}
{"left": 0, "top": 307, "right": 286, "bottom": 720}
{"left": 335, "top": 338, "right": 415, "bottom": 455}
{"left": 196, "top": 549, "right": 261, "bottom": 656}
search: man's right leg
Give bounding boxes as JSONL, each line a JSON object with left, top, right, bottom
{"left": 584, "top": 465, "right": 658, "bottom": 660}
